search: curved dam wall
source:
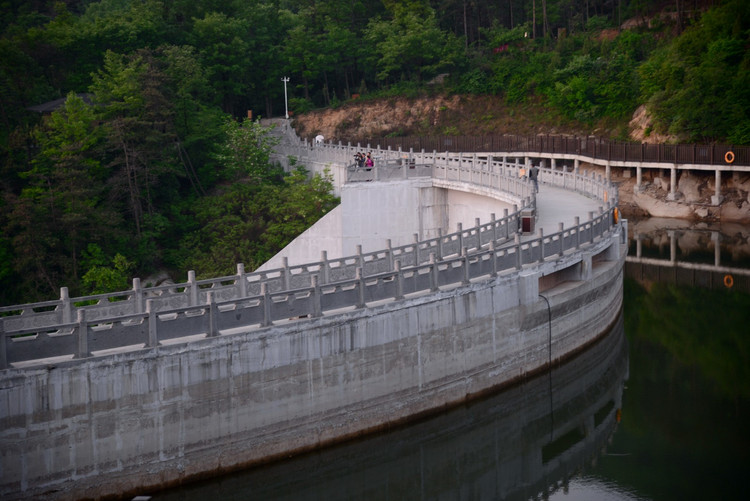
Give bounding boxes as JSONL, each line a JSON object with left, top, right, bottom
{"left": 2, "top": 236, "right": 624, "bottom": 499}
{"left": 0, "top": 144, "right": 625, "bottom": 500}
{"left": 0, "top": 235, "right": 626, "bottom": 501}
{"left": 259, "top": 177, "right": 516, "bottom": 270}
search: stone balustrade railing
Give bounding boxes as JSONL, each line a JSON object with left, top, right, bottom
{"left": 0, "top": 146, "right": 618, "bottom": 369}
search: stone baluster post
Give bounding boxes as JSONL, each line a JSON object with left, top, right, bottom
{"left": 489, "top": 241, "right": 498, "bottom": 278}
{"left": 320, "top": 250, "right": 329, "bottom": 284}
{"left": 356, "top": 268, "right": 365, "bottom": 309}
{"left": 188, "top": 270, "right": 198, "bottom": 306}
{"left": 462, "top": 248, "right": 470, "bottom": 285}
{"left": 311, "top": 275, "right": 322, "bottom": 318}
{"left": 430, "top": 253, "right": 439, "bottom": 292}
{"left": 146, "top": 299, "right": 158, "bottom": 348}
{"left": 0, "top": 319, "right": 7, "bottom": 369}
{"left": 133, "top": 278, "right": 143, "bottom": 314}
{"left": 280, "top": 258, "right": 290, "bottom": 291}
{"left": 413, "top": 233, "right": 420, "bottom": 266}
{"left": 76, "top": 309, "right": 89, "bottom": 359}
{"left": 207, "top": 292, "right": 218, "bottom": 337}
{"left": 538, "top": 228, "right": 545, "bottom": 263}
{"left": 261, "top": 282, "right": 272, "bottom": 327}
{"left": 236, "top": 263, "right": 247, "bottom": 298}
{"left": 515, "top": 234, "right": 522, "bottom": 270}
{"left": 60, "top": 287, "right": 72, "bottom": 324}
{"left": 394, "top": 260, "right": 404, "bottom": 300}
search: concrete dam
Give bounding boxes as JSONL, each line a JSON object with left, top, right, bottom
{"left": 0, "top": 127, "right": 627, "bottom": 500}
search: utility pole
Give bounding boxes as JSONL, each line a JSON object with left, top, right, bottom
{"left": 281, "top": 76, "right": 290, "bottom": 119}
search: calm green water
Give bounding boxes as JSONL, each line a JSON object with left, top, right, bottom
{"left": 151, "top": 225, "right": 750, "bottom": 501}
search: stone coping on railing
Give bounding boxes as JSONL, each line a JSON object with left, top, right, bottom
{"left": 0, "top": 147, "right": 619, "bottom": 369}
{"left": 2, "top": 209, "right": 622, "bottom": 370}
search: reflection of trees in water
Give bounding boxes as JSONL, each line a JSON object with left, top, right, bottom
{"left": 620, "top": 279, "right": 750, "bottom": 500}
{"left": 628, "top": 217, "right": 750, "bottom": 267}
{"left": 626, "top": 279, "right": 750, "bottom": 402}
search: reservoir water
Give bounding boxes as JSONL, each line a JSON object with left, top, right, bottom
{"left": 151, "top": 219, "right": 750, "bottom": 501}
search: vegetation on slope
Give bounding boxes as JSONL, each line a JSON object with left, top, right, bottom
{"left": 0, "top": 0, "right": 748, "bottom": 304}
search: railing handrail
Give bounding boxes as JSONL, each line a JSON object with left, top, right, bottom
{"left": 1, "top": 143, "right": 621, "bottom": 369}
{"left": 0, "top": 152, "right": 534, "bottom": 317}
{"left": 336, "top": 133, "right": 749, "bottom": 167}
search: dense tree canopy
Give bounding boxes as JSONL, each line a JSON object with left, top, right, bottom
{"left": 1, "top": 0, "right": 747, "bottom": 304}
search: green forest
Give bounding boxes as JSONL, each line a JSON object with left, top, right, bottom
{"left": 1, "top": 0, "right": 748, "bottom": 305}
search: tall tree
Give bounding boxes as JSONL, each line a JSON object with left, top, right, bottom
{"left": 5, "top": 93, "right": 120, "bottom": 298}
{"left": 189, "top": 11, "right": 251, "bottom": 114}
{"left": 91, "top": 49, "right": 182, "bottom": 240}
{"left": 365, "top": 4, "right": 462, "bottom": 83}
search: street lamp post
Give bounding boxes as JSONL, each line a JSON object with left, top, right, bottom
{"left": 281, "top": 77, "right": 289, "bottom": 119}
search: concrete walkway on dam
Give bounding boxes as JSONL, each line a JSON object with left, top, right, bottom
{"left": 529, "top": 183, "right": 606, "bottom": 238}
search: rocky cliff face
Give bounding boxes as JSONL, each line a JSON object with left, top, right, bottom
{"left": 291, "top": 95, "right": 597, "bottom": 144}
{"left": 597, "top": 166, "right": 750, "bottom": 223}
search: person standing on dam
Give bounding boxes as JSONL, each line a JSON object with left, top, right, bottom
{"left": 529, "top": 164, "right": 539, "bottom": 193}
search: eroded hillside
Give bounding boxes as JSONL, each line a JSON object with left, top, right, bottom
{"left": 291, "top": 95, "right": 627, "bottom": 144}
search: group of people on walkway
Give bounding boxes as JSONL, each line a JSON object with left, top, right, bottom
{"left": 354, "top": 151, "right": 374, "bottom": 170}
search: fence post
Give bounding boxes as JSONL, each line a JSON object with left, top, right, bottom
{"left": 589, "top": 212, "right": 595, "bottom": 243}
{"left": 356, "top": 268, "right": 365, "bottom": 308}
{"left": 76, "top": 309, "right": 89, "bottom": 359}
{"left": 280, "top": 257, "right": 290, "bottom": 290}
{"left": 462, "top": 247, "right": 470, "bottom": 285}
{"left": 61, "top": 286, "right": 72, "bottom": 324}
{"left": 387, "top": 239, "right": 394, "bottom": 270}
{"left": 489, "top": 241, "right": 498, "bottom": 278}
{"left": 133, "top": 278, "right": 143, "bottom": 314}
{"left": 146, "top": 299, "right": 158, "bottom": 347}
{"left": 236, "top": 263, "right": 247, "bottom": 298}
{"left": 457, "top": 222, "right": 463, "bottom": 253}
{"left": 207, "top": 292, "right": 218, "bottom": 337}
{"left": 559, "top": 222, "right": 565, "bottom": 257}
{"left": 437, "top": 229, "right": 443, "bottom": 260}
{"left": 430, "top": 253, "right": 439, "bottom": 292}
{"left": 394, "top": 260, "right": 404, "bottom": 300}
{"left": 575, "top": 216, "right": 581, "bottom": 249}
{"left": 356, "top": 244, "right": 363, "bottom": 271}
{"left": 311, "top": 275, "right": 322, "bottom": 318}
{"left": 188, "top": 270, "right": 198, "bottom": 306}
{"left": 261, "top": 282, "right": 272, "bottom": 327}
{"left": 0, "top": 319, "right": 6, "bottom": 370}
{"left": 515, "top": 234, "right": 522, "bottom": 270}
{"left": 538, "top": 228, "right": 545, "bottom": 263}
{"left": 320, "top": 250, "right": 329, "bottom": 284}
{"left": 414, "top": 233, "right": 420, "bottom": 265}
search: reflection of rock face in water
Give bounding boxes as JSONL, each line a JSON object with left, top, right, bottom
{"left": 629, "top": 217, "right": 750, "bottom": 265}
